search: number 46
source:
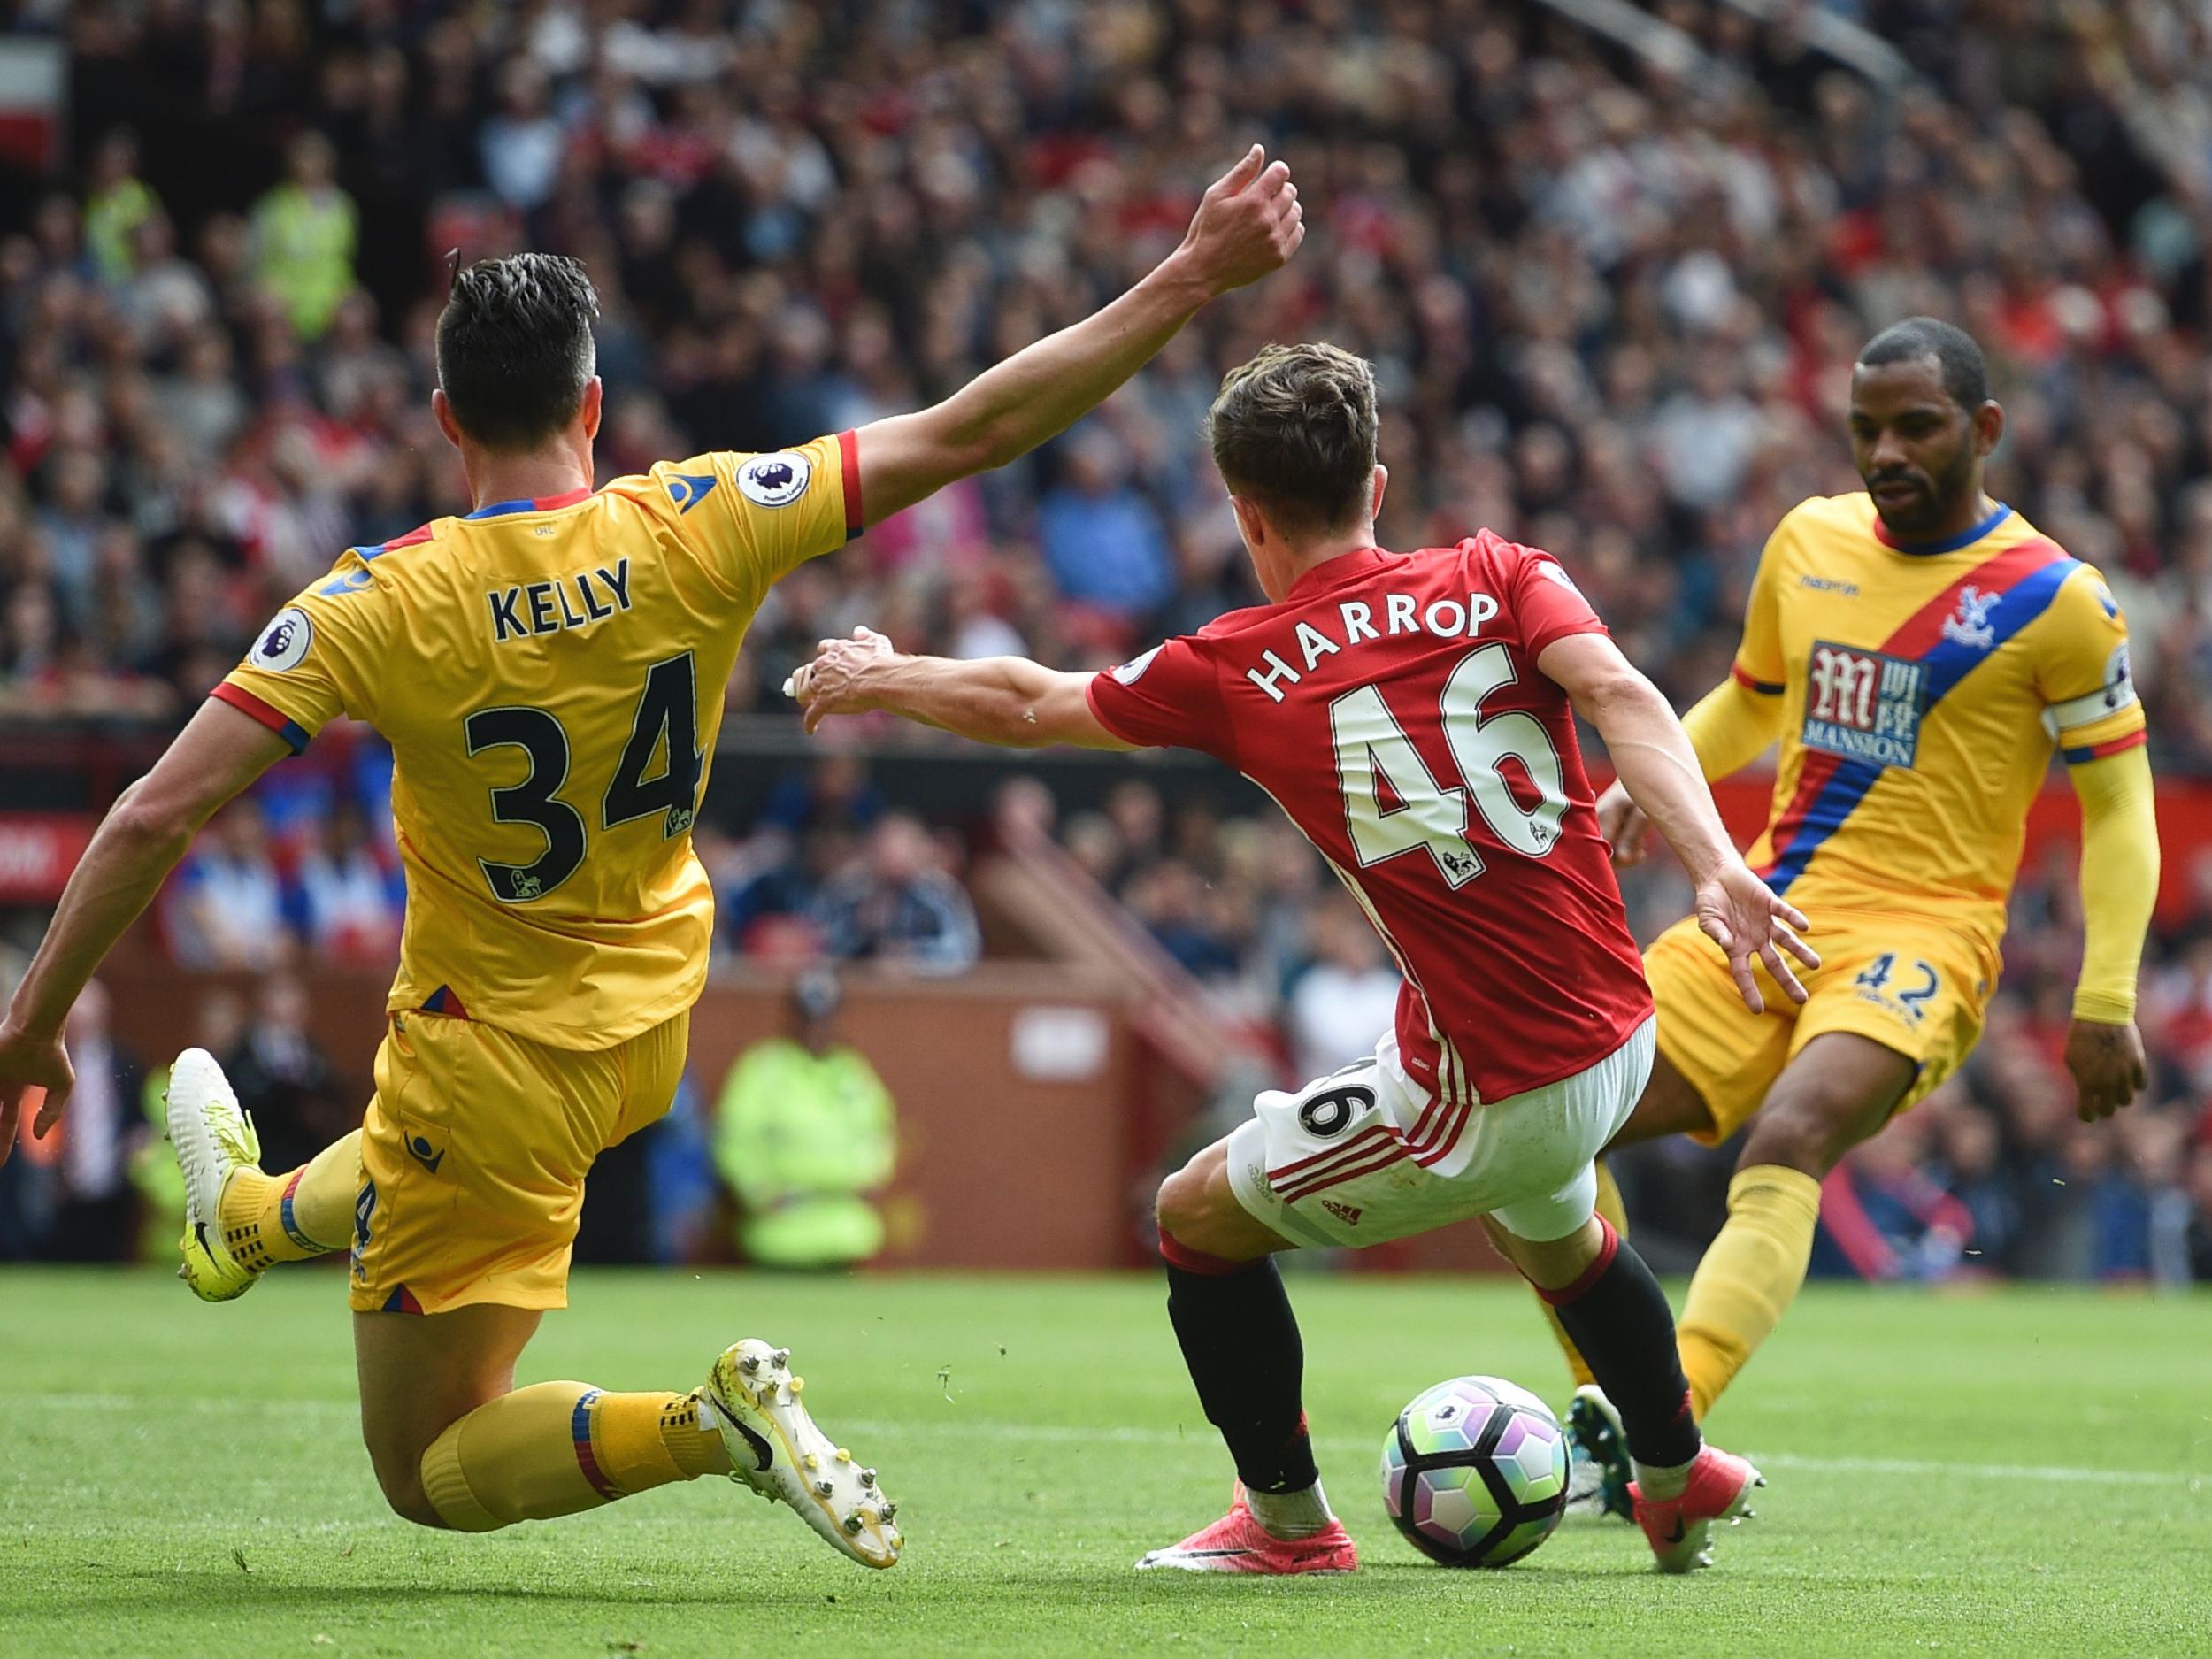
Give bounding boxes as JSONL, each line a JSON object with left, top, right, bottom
{"left": 1329, "top": 642, "right": 1569, "bottom": 887}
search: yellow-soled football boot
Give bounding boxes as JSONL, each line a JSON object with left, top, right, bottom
{"left": 164, "top": 1048, "right": 263, "bottom": 1302}
{"left": 701, "top": 1338, "right": 902, "bottom": 1569}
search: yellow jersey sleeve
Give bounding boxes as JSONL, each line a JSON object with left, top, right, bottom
{"left": 1731, "top": 518, "right": 1789, "bottom": 695}
{"left": 212, "top": 551, "right": 394, "bottom": 752}
{"left": 1679, "top": 675, "right": 1785, "bottom": 780}
{"left": 2033, "top": 565, "right": 2145, "bottom": 764}
{"left": 644, "top": 431, "right": 858, "bottom": 603}
{"left": 2070, "top": 745, "right": 2159, "bottom": 1021}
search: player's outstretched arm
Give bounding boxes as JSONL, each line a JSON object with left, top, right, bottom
{"left": 1594, "top": 673, "right": 1783, "bottom": 868}
{"left": 2062, "top": 743, "right": 2158, "bottom": 1121}
{"left": 0, "top": 699, "right": 291, "bottom": 1164}
{"left": 788, "top": 627, "right": 1133, "bottom": 752}
{"left": 851, "top": 145, "right": 1302, "bottom": 526}
{"left": 1538, "top": 632, "right": 1818, "bottom": 1013}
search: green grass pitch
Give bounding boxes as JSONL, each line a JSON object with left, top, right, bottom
{"left": 6, "top": 1268, "right": 2209, "bottom": 1658}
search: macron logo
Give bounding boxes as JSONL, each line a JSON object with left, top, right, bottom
{"left": 666, "top": 472, "right": 718, "bottom": 515}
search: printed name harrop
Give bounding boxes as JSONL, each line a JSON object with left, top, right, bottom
{"left": 1242, "top": 590, "right": 1506, "bottom": 703}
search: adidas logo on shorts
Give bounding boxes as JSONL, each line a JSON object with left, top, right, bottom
{"left": 1320, "top": 1199, "right": 1363, "bottom": 1227}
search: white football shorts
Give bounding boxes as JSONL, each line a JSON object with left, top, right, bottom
{"left": 1225, "top": 1016, "right": 1655, "bottom": 1248}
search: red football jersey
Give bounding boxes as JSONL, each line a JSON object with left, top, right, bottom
{"left": 1088, "top": 534, "right": 1652, "bottom": 1113}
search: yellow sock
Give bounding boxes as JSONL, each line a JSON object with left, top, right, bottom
{"left": 1539, "top": 1160, "right": 1627, "bottom": 1390}
{"left": 1677, "top": 1164, "right": 1824, "bottom": 1420}
{"left": 215, "top": 1130, "right": 362, "bottom": 1271}
{"left": 419, "top": 1382, "right": 733, "bottom": 1532}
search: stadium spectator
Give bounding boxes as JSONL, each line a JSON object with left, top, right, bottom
{"left": 220, "top": 976, "right": 348, "bottom": 1179}
{"left": 81, "top": 127, "right": 157, "bottom": 288}
{"left": 1123, "top": 858, "right": 1241, "bottom": 984}
{"left": 163, "top": 803, "right": 288, "bottom": 972}
{"left": 1284, "top": 895, "right": 1403, "bottom": 1082}
{"left": 479, "top": 61, "right": 565, "bottom": 217}
{"left": 1925, "top": 1102, "right": 2024, "bottom": 1273}
{"left": 287, "top": 800, "right": 404, "bottom": 966}
{"left": 811, "top": 813, "right": 980, "bottom": 975}
{"left": 43, "top": 980, "right": 146, "bottom": 1263}
{"left": 758, "top": 752, "right": 883, "bottom": 840}
{"left": 713, "top": 968, "right": 896, "bottom": 1270}
{"left": 250, "top": 133, "right": 356, "bottom": 341}
{"left": 1038, "top": 429, "right": 1176, "bottom": 630}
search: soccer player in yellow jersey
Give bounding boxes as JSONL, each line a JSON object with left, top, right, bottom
{"left": 1548, "top": 318, "right": 2162, "bottom": 1517}
{"left": 0, "top": 146, "right": 1304, "bottom": 1563}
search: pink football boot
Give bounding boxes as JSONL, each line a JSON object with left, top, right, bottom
{"left": 1136, "top": 1483, "right": 1358, "bottom": 1575}
{"left": 1631, "top": 1445, "right": 1764, "bottom": 1572}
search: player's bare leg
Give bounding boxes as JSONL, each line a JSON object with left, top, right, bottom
{"left": 357, "top": 1304, "right": 900, "bottom": 1567}
{"left": 1488, "top": 1213, "right": 1762, "bottom": 1571}
{"left": 1676, "top": 1032, "right": 1915, "bottom": 1417}
{"left": 1136, "top": 1138, "right": 1357, "bottom": 1575}
{"left": 356, "top": 1303, "right": 544, "bottom": 1525}
{"left": 1605, "top": 1048, "right": 1723, "bottom": 1148}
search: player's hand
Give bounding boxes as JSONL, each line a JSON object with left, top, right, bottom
{"left": 1175, "top": 145, "right": 1305, "bottom": 297}
{"left": 787, "top": 626, "right": 899, "bottom": 735}
{"left": 1693, "top": 860, "right": 1820, "bottom": 1016}
{"left": 0, "top": 1016, "right": 73, "bottom": 1168}
{"left": 1595, "top": 781, "right": 1653, "bottom": 869}
{"left": 2063, "top": 1018, "right": 2146, "bottom": 1123}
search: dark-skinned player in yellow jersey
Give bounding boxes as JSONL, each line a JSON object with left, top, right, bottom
{"left": 1548, "top": 318, "right": 2160, "bottom": 1517}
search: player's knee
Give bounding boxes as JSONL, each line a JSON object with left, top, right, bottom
{"left": 375, "top": 1468, "right": 447, "bottom": 1529}
{"left": 1156, "top": 1147, "right": 1244, "bottom": 1256}
{"left": 363, "top": 1435, "right": 447, "bottom": 1529}
{"left": 1155, "top": 1158, "right": 1207, "bottom": 1244}
{"left": 1740, "top": 1088, "right": 1866, "bottom": 1177}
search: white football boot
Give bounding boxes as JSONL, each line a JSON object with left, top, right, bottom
{"left": 165, "top": 1047, "right": 264, "bottom": 1302}
{"left": 1565, "top": 1385, "right": 1635, "bottom": 1521}
{"left": 1563, "top": 1439, "right": 1609, "bottom": 1517}
{"left": 701, "top": 1339, "right": 902, "bottom": 1569}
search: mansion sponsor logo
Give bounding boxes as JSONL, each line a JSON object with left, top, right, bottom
{"left": 1802, "top": 641, "right": 1924, "bottom": 768}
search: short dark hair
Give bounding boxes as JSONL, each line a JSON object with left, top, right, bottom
{"left": 434, "top": 253, "right": 600, "bottom": 450}
{"left": 1206, "top": 342, "right": 1379, "bottom": 534}
{"left": 1855, "top": 317, "right": 1989, "bottom": 411}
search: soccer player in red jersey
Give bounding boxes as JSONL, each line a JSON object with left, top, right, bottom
{"left": 793, "top": 343, "right": 1818, "bottom": 1574}
{"left": 0, "top": 149, "right": 1301, "bottom": 1569}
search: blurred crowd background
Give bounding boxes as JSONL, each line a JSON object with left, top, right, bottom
{"left": 2, "top": 0, "right": 2209, "bottom": 1282}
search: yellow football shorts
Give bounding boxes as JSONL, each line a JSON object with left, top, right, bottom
{"left": 349, "top": 1007, "right": 688, "bottom": 1315}
{"left": 1645, "top": 912, "right": 1995, "bottom": 1146}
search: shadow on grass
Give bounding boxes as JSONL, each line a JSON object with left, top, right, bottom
{"left": 33, "top": 1553, "right": 1686, "bottom": 1620}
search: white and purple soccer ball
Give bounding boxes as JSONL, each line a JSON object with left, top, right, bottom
{"left": 1379, "top": 1375, "right": 1570, "bottom": 1567}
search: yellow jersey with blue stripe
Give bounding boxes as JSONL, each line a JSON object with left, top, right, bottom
{"left": 215, "top": 434, "right": 861, "bottom": 1049}
{"left": 1731, "top": 493, "right": 2142, "bottom": 950}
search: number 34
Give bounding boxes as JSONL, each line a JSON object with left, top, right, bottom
{"left": 463, "top": 653, "right": 702, "bottom": 904}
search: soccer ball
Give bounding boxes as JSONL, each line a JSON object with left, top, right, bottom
{"left": 1379, "top": 1375, "right": 1570, "bottom": 1567}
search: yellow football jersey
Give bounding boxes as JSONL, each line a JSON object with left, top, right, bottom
{"left": 1731, "top": 493, "right": 2143, "bottom": 949}
{"left": 217, "top": 432, "right": 859, "bottom": 1049}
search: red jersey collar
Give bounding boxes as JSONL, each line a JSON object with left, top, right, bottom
{"left": 1286, "top": 546, "right": 1401, "bottom": 603}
